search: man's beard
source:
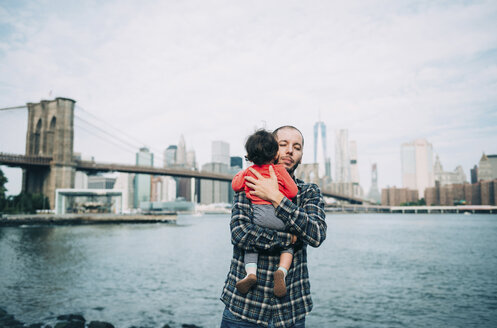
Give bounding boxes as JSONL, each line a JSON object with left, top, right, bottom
{"left": 286, "top": 160, "right": 300, "bottom": 176}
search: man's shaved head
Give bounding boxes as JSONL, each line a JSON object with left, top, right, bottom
{"left": 272, "top": 125, "right": 304, "bottom": 146}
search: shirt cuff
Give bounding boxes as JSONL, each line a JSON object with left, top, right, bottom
{"left": 274, "top": 196, "right": 297, "bottom": 225}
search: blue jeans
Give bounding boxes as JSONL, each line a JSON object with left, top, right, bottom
{"left": 220, "top": 307, "right": 305, "bottom": 328}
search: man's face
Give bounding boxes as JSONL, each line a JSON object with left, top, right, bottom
{"left": 275, "top": 128, "right": 303, "bottom": 175}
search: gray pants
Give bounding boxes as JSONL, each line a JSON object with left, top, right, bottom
{"left": 245, "top": 204, "right": 294, "bottom": 265}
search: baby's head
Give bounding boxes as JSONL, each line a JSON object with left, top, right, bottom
{"left": 245, "top": 129, "right": 278, "bottom": 165}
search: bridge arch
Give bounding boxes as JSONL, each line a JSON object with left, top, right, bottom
{"left": 47, "top": 116, "right": 56, "bottom": 155}
{"left": 34, "top": 118, "right": 42, "bottom": 155}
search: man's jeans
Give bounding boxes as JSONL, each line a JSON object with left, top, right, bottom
{"left": 220, "top": 307, "right": 305, "bottom": 328}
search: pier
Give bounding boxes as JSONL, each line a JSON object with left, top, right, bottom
{"left": 0, "top": 213, "right": 177, "bottom": 226}
{"left": 325, "top": 204, "right": 497, "bottom": 214}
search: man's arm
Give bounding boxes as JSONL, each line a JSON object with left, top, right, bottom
{"left": 245, "top": 166, "right": 326, "bottom": 248}
{"left": 230, "top": 191, "right": 294, "bottom": 252}
{"left": 274, "top": 183, "right": 326, "bottom": 248}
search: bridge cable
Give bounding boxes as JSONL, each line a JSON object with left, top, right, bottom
{"left": 74, "top": 122, "right": 141, "bottom": 155}
{"left": 76, "top": 105, "right": 150, "bottom": 148}
{"left": 0, "top": 105, "right": 27, "bottom": 111}
{"left": 74, "top": 115, "right": 166, "bottom": 164}
{"left": 75, "top": 115, "right": 143, "bottom": 151}
{"left": 74, "top": 105, "right": 167, "bottom": 163}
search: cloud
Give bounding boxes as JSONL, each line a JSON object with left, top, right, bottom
{"left": 1, "top": 0, "right": 497, "bottom": 195}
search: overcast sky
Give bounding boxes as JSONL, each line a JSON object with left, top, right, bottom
{"left": 1, "top": 0, "right": 496, "bottom": 196}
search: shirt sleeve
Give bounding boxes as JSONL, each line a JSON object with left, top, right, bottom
{"left": 275, "top": 166, "right": 299, "bottom": 199}
{"left": 230, "top": 191, "right": 294, "bottom": 252}
{"left": 274, "top": 183, "right": 327, "bottom": 248}
{"left": 231, "top": 169, "right": 246, "bottom": 192}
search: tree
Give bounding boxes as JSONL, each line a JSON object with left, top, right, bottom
{"left": 0, "top": 168, "right": 7, "bottom": 212}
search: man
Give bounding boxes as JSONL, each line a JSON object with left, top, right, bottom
{"left": 220, "top": 126, "right": 327, "bottom": 328}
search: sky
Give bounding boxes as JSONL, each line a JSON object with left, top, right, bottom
{"left": 1, "top": 0, "right": 496, "bottom": 196}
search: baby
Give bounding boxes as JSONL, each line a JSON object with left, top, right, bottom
{"left": 231, "top": 129, "right": 298, "bottom": 297}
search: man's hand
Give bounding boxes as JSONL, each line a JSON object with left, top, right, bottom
{"left": 245, "top": 165, "right": 285, "bottom": 208}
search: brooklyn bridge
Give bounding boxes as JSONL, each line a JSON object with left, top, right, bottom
{"left": 0, "top": 97, "right": 366, "bottom": 209}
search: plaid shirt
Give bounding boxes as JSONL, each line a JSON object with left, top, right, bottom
{"left": 220, "top": 178, "right": 327, "bottom": 328}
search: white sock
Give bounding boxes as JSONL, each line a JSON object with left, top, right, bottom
{"left": 245, "top": 263, "right": 257, "bottom": 277}
{"left": 278, "top": 266, "right": 288, "bottom": 278}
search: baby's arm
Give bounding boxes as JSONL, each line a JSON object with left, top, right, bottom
{"left": 231, "top": 169, "right": 247, "bottom": 192}
{"left": 276, "top": 166, "right": 298, "bottom": 199}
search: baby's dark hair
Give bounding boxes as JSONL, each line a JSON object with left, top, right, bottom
{"left": 245, "top": 129, "right": 278, "bottom": 165}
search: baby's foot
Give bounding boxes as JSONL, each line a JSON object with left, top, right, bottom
{"left": 236, "top": 274, "right": 257, "bottom": 294}
{"left": 273, "top": 270, "right": 287, "bottom": 297}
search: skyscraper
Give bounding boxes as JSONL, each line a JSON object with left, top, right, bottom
{"left": 434, "top": 155, "right": 467, "bottom": 186}
{"left": 335, "top": 129, "right": 351, "bottom": 183}
{"left": 176, "top": 135, "right": 187, "bottom": 166}
{"left": 164, "top": 145, "right": 177, "bottom": 167}
{"left": 187, "top": 149, "right": 197, "bottom": 169}
{"left": 367, "top": 163, "right": 381, "bottom": 203}
{"left": 200, "top": 140, "right": 231, "bottom": 204}
{"left": 349, "top": 141, "right": 362, "bottom": 197}
{"left": 134, "top": 147, "right": 153, "bottom": 208}
{"left": 313, "top": 121, "right": 330, "bottom": 179}
{"left": 212, "top": 140, "right": 230, "bottom": 166}
{"left": 230, "top": 156, "right": 243, "bottom": 170}
{"left": 477, "top": 153, "right": 493, "bottom": 181}
{"left": 350, "top": 141, "right": 359, "bottom": 184}
{"left": 401, "top": 139, "right": 434, "bottom": 199}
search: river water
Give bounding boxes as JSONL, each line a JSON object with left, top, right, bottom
{"left": 1, "top": 213, "right": 496, "bottom": 327}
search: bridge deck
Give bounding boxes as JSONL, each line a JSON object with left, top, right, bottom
{"left": 1, "top": 152, "right": 367, "bottom": 204}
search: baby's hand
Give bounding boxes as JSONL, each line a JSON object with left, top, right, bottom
{"left": 291, "top": 234, "right": 297, "bottom": 244}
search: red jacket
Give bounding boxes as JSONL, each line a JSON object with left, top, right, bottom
{"left": 231, "top": 164, "right": 298, "bottom": 205}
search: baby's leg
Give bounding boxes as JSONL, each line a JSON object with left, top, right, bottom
{"left": 274, "top": 248, "right": 294, "bottom": 298}
{"left": 278, "top": 249, "right": 294, "bottom": 271}
{"left": 236, "top": 252, "right": 258, "bottom": 294}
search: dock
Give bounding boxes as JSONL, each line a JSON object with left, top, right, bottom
{"left": 0, "top": 213, "right": 177, "bottom": 226}
{"left": 325, "top": 204, "right": 497, "bottom": 214}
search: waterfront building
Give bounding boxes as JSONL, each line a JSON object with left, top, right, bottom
{"left": 151, "top": 176, "right": 177, "bottom": 202}
{"left": 133, "top": 147, "right": 153, "bottom": 208}
{"left": 74, "top": 171, "right": 88, "bottom": 189}
{"left": 55, "top": 189, "right": 123, "bottom": 215}
{"left": 470, "top": 165, "right": 478, "bottom": 184}
{"left": 367, "top": 163, "right": 381, "bottom": 203}
{"left": 401, "top": 139, "right": 435, "bottom": 199}
{"left": 425, "top": 179, "right": 497, "bottom": 206}
{"left": 113, "top": 172, "right": 135, "bottom": 212}
{"left": 478, "top": 153, "right": 497, "bottom": 181}
{"left": 489, "top": 155, "right": 497, "bottom": 178}
{"left": 381, "top": 186, "right": 419, "bottom": 206}
{"left": 433, "top": 155, "right": 467, "bottom": 186}
{"left": 88, "top": 175, "right": 116, "bottom": 189}
{"left": 313, "top": 121, "right": 331, "bottom": 179}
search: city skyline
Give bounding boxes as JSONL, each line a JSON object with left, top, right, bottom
{"left": 1, "top": 0, "right": 496, "bottom": 196}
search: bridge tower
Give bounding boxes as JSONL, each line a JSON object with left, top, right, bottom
{"left": 22, "top": 97, "right": 76, "bottom": 208}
